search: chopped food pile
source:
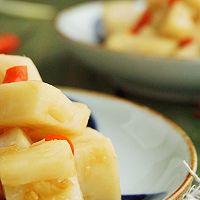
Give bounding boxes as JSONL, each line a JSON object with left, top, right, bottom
{"left": 0, "top": 54, "right": 121, "bottom": 200}
{"left": 103, "top": 0, "right": 200, "bottom": 59}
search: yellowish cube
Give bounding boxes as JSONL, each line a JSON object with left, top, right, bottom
{"left": 105, "top": 32, "right": 177, "bottom": 57}
{"left": 0, "top": 128, "right": 31, "bottom": 148}
{"left": 103, "top": 1, "right": 144, "bottom": 35}
{"left": 0, "top": 128, "right": 31, "bottom": 199}
{"left": 160, "top": 1, "right": 195, "bottom": 39}
{"left": 0, "top": 140, "right": 75, "bottom": 186}
{"left": 1, "top": 140, "right": 83, "bottom": 200}
{"left": 70, "top": 128, "right": 121, "bottom": 200}
{"left": 0, "top": 81, "right": 90, "bottom": 137}
{"left": 4, "top": 176, "right": 83, "bottom": 200}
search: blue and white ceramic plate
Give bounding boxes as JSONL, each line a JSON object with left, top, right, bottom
{"left": 60, "top": 87, "right": 197, "bottom": 199}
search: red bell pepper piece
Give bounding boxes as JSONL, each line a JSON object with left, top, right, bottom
{"left": 2, "top": 66, "right": 28, "bottom": 83}
{"left": 131, "top": 9, "right": 153, "bottom": 34}
{"left": 44, "top": 134, "right": 75, "bottom": 155}
{"left": 168, "top": 0, "right": 179, "bottom": 6}
{"left": 179, "top": 37, "right": 193, "bottom": 48}
{"left": 0, "top": 33, "right": 20, "bottom": 54}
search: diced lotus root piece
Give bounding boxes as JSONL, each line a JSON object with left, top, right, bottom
{"left": 0, "top": 140, "right": 83, "bottom": 200}
{"left": 160, "top": 1, "right": 195, "bottom": 39}
{"left": 0, "top": 140, "right": 75, "bottom": 186}
{"left": 0, "top": 81, "right": 90, "bottom": 137}
{"left": 4, "top": 177, "right": 83, "bottom": 200}
{"left": 70, "top": 128, "right": 121, "bottom": 200}
{"left": 0, "top": 128, "right": 31, "bottom": 148}
{"left": 102, "top": 1, "right": 144, "bottom": 35}
{"left": 105, "top": 33, "right": 176, "bottom": 57}
{"left": 0, "top": 128, "right": 31, "bottom": 199}
{"left": 0, "top": 54, "right": 42, "bottom": 82}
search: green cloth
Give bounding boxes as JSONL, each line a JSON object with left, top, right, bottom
{"left": 1, "top": 0, "right": 199, "bottom": 173}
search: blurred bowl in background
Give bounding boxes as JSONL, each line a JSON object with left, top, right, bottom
{"left": 55, "top": 1, "right": 200, "bottom": 102}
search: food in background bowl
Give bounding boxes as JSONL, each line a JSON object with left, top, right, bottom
{"left": 103, "top": 0, "right": 200, "bottom": 59}
{"left": 0, "top": 54, "right": 121, "bottom": 200}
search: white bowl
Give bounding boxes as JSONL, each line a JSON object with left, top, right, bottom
{"left": 55, "top": 1, "right": 200, "bottom": 102}
{"left": 60, "top": 87, "right": 197, "bottom": 199}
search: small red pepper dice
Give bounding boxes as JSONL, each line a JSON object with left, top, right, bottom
{"left": 0, "top": 33, "right": 20, "bottom": 54}
{"left": 168, "top": 0, "right": 179, "bottom": 7}
{"left": 179, "top": 37, "right": 193, "bottom": 48}
{"left": 2, "top": 66, "right": 28, "bottom": 83}
{"left": 131, "top": 10, "right": 153, "bottom": 34}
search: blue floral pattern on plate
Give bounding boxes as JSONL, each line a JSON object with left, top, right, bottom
{"left": 121, "top": 193, "right": 167, "bottom": 200}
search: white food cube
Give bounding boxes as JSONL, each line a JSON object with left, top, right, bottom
{"left": 0, "top": 81, "right": 90, "bottom": 137}
{"left": 103, "top": 1, "right": 145, "bottom": 35}
{"left": 4, "top": 176, "right": 83, "bottom": 200}
{"left": 0, "top": 140, "right": 83, "bottom": 200}
{"left": 0, "top": 128, "right": 31, "bottom": 148}
{"left": 105, "top": 32, "right": 177, "bottom": 57}
{"left": 70, "top": 128, "right": 121, "bottom": 200}
{"left": 0, "top": 140, "right": 75, "bottom": 186}
{"left": 160, "top": 1, "right": 195, "bottom": 39}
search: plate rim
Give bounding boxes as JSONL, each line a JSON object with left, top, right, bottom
{"left": 58, "top": 86, "right": 198, "bottom": 199}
